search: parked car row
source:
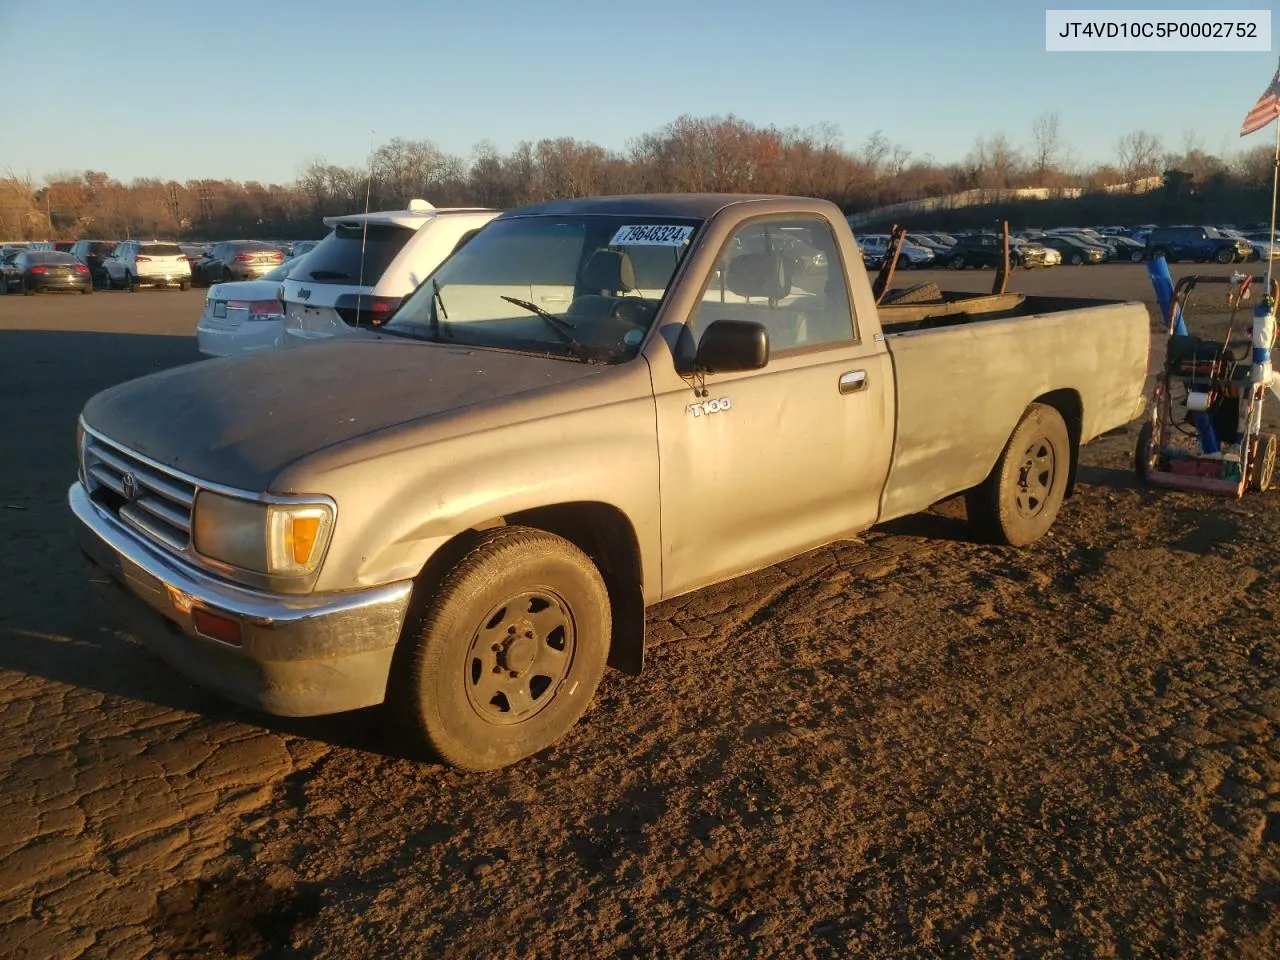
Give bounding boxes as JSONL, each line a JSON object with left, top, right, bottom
{"left": 852, "top": 229, "right": 1064, "bottom": 270}
{"left": 851, "top": 220, "right": 1275, "bottom": 268}
{"left": 2, "top": 234, "right": 329, "bottom": 296}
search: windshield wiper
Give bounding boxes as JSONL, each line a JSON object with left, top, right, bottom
{"left": 307, "top": 269, "right": 352, "bottom": 280}
{"left": 430, "top": 277, "right": 451, "bottom": 340}
{"left": 499, "top": 295, "right": 597, "bottom": 361}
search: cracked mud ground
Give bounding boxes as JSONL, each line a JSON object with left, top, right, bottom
{"left": 2, "top": 268, "right": 1279, "bottom": 959}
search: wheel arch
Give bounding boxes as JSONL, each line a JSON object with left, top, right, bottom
{"left": 405, "top": 501, "right": 647, "bottom": 678}
{"left": 1032, "top": 388, "right": 1083, "bottom": 497}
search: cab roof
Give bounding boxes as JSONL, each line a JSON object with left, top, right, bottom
{"left": 497, "top": 193, "right": 808, "bottom": 220}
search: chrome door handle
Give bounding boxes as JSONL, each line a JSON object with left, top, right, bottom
{"left": 839, "top": 370, "right": 867, "bottom": 394}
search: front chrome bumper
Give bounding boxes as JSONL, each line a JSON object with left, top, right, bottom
{"left": 70, "top": 482, "right": 414, "bottom": 716}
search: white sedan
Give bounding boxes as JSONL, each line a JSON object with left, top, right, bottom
{"left": 195, "top": 255, "right": 303, "bottom": 358}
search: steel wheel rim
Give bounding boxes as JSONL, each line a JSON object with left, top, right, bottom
{"left": 1015, "top": 436, "right": 1057, "bottom": 519}
{"left": 464, "top": 589, "right": 576, "bottom": 726}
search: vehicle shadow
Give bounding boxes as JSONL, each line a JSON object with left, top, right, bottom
{"left": 874, "top": 497, "right": 979, "bottom": 543}
{"left": 0, "top": 329, "right": 412, "bottom": 760}
{"left": 1075, "top": 464, "right": 1142, "bottom": 492}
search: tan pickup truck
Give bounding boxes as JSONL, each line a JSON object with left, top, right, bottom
{"left": 70, "top": 194, "right": 1150, "bottom": 771}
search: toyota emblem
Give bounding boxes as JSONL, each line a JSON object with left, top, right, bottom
{"left": 121, "top": 473, "right": 139, "bottom": 502}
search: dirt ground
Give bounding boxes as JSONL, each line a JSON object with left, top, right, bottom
{"left": 2, "top": 262, "right": 1280, "bottom": 959}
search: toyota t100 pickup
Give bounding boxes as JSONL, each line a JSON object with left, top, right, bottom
{"left": 70, "top": 194, "right": 1150, "bottom": 771}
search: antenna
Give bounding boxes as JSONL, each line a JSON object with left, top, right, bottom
{"left": 357, "top": 129, "right": 375, "bottom": 322}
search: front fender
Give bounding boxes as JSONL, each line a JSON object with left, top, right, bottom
{"left": 278, "top": 363, "right": 662, "bottom": 599}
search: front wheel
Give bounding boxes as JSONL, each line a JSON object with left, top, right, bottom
{"left": 1214, "top": 247, "right": 1235, "bottom": 264}
{"left": 390, "top": 527, "right": 612, "bottom": 771}
{"left": 126, "top": 272, "right": 139, "bottom": 292}
{"left": 966, "top": 403, "right": 1072, "bottom": 547}
{"left": 949, "top": 256, "right": 965, "bottom": 270}
{"left": 1069, "top": 253, "right": 1083, "bottom": 266}
{"left": 1130, "top": 250, "right": 1144, "bottom": 263}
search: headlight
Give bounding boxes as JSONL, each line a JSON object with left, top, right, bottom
{"left": 192, "top": 491, "right": 335, "bottom": 577}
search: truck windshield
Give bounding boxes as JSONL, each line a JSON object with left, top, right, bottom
{"left": 385, "top": 214, "right": 702, "bottom": 363}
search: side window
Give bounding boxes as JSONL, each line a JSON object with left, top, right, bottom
{"left": 691, "top": 217, "right": 855, "bottom": 355}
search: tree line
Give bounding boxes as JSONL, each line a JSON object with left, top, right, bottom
{"left": 1, "top": 112, "right": 1275, "bottom": 241}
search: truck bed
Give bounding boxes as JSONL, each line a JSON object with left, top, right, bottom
{"left": 875, "top": 296, "right": 1151, "bottom": 524}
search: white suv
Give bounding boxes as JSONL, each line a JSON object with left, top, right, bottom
{"left": 104, "top": 241, "right": 192, "bottom": 291}
{"left": 280, "top": 199, "right": 500, "bottom": 344}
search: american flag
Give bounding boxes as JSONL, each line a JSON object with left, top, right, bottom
{"left": 1240, "top": 59, "right": 1280, "bottom": 138}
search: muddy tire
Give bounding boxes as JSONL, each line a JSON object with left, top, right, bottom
{"left": 966, "top": 403, "right": 1072, "bottom": 547}
{"left": 390, "top": 526, "right": 611, "bottom": 771}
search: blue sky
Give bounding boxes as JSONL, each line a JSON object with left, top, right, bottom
{"left": 1, "top": 0, "right": 1276, "bottom": 184}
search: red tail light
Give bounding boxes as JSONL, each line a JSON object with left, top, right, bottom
{"left": 233, "top": 254, "right": 254, "bottom": 262}
{"left": 74, "top": 265, "right": 89, "bottom": 273}
{"left": 135, "top": 256, "right": 151, "bottom": 262}
{"left": 29, "top": 266, "right": 47, "bottom": 274}
{"left": 226, "top": 299, "right": 284, "bottom": 319}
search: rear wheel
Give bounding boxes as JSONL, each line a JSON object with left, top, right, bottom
{"left": 949, "top": 256, "right": 965, "bottom": 269}
{"left": 1130, "top": 250, "right": 1144, "bottom": 262}
{"left": 178, "top": 279, "right": 190, "bottom": 291}
{"left": 22, "top": 281, "right": 34, "bottom": 296}
{"left": 390, "top": 527, "right": 612, "bottom": 771}
{"left": 221, "top": 268, "right": 233, "bottom": 283}
{"left": 126, "top": 272, "right": 139, "bottom": 293}
{"left": 966, "top": 403, "right": 1072, "bottom": 547}
{"left": 1069, "top": 253, "right": 1084, "bottom": 265}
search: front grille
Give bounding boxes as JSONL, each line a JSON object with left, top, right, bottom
{"left": 83, "top": 434, "right": 195, "bottom": 551}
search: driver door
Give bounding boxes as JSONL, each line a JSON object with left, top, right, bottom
{"left": 651, "top": 215, "right": 895, "bottom": 599}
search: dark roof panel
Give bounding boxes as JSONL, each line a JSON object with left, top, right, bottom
{"left": 496, "top": 194, "right": 793, "bottom": 220}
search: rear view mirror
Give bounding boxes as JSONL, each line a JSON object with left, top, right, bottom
{"left": 694, "top": 319, "right": 769, "bottom": 373}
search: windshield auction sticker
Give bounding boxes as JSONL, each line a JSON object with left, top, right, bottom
{"left": 610, "top": 225, "right": 695, "bottom": 246}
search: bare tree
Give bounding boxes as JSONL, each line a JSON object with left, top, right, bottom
{"left": 859, "top": 131, "right": 891, "bottom": 174}
{"left": 1115, "top": 130, "right": 1164, "bottom": 182}
{"left": 1030, "top": 111, "right": 1063, "bottom": 186}
{"left": 966, "top": 133, "right": 1021, "bottom": 188}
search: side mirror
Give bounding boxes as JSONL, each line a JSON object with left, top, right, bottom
{"left": 694, "top": 319, "right": 769, "bottom": 373}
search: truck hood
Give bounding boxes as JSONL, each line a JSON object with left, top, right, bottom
{"left": 81, "top": 334, "right": 608, "bottom": 491}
